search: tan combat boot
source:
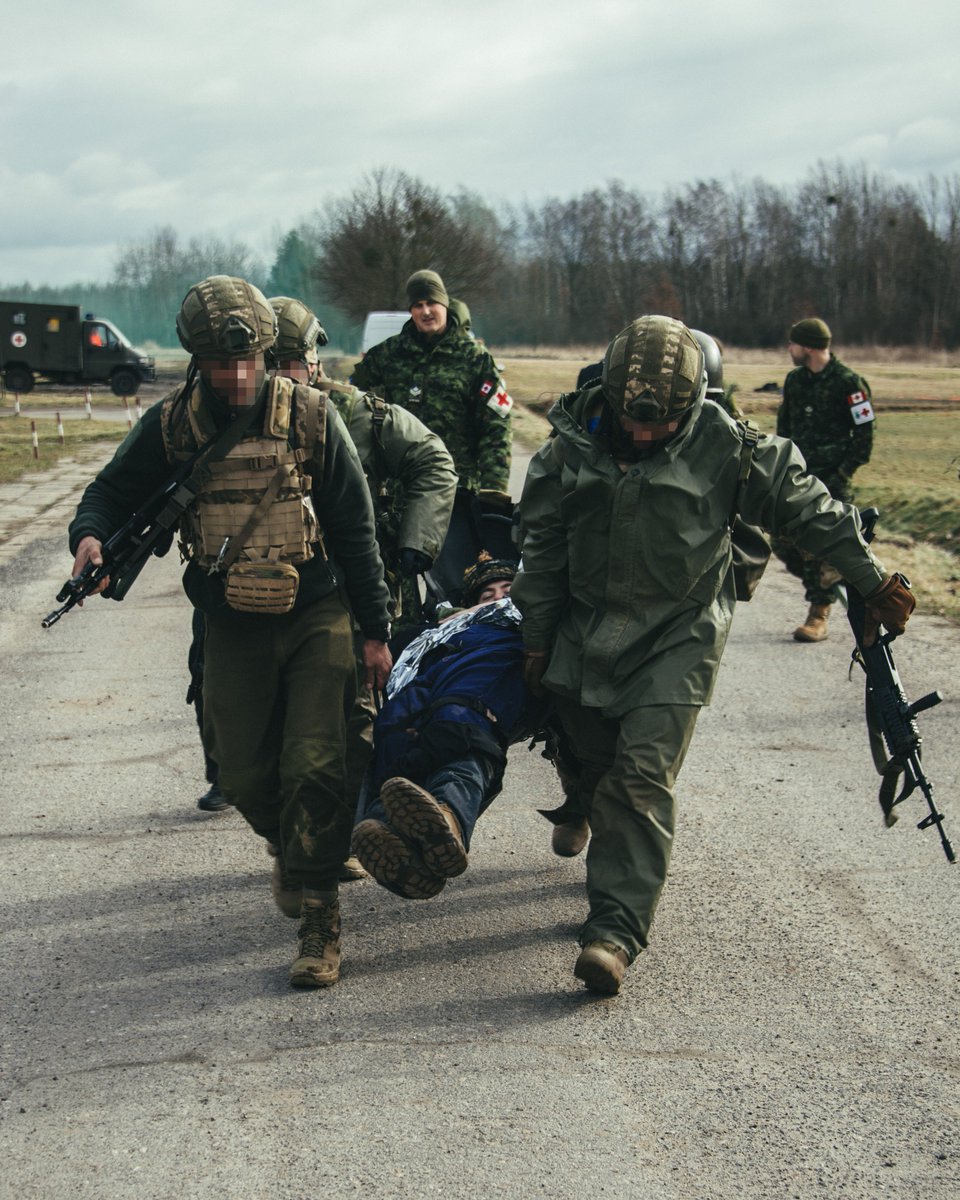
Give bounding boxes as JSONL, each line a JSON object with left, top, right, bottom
{"left": 574, "top": 940, "right": 630, "bottom": 995}
{"left": 793, "top": 604, "right": 831, "bottom": 643}
{"left": 380, "top": 777, "right": 468, "bottom": 878}
{"left": 290, "top": 890, "right": 341, "bottom": 988}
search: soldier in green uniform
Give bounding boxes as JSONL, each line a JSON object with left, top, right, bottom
{"left": 513, "top": 314, "right": 914, "bottom": 996}
{"left": 351, "top": 269, "right": 512, "bottom": 493}
{"left": 68, "top": 276, "right": 393, "bottom": 990}
{"left": 774, "top": 317, "right": 875, "bottom": 642}
{"left": 267, "top": 295, "right": 457, "bottom": 847}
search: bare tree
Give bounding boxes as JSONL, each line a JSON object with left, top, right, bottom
{"left": 311, "top": 168, "right": 504, "bottom": 323}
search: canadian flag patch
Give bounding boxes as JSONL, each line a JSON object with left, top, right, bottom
{"left": 486, "top": 382, "right": 513, "bottom": 416}
{"left": 847, "top": 391, "right": 874, "bottom": 425}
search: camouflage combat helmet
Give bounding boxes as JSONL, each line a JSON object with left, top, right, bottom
{"left": 690, "top": 329, "right": 723, "bottom": 401}
{"left": 601, "top": 315, "right": 705, "bottom": 422}
{"left": 268, "top": 296, "right": 328, "bottom": 365}
{"left": 461, "top": 550, "right": 516, "bottom": 605}
{"left": 176, "top": 276, "right": 278, "bottom": 357}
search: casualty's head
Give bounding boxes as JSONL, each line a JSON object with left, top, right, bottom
{"left": 406, "top": 269, "right": 449, "bottom": 338}
{"left": 601, "top": 315, "right": 705, "bottom": 446}
{"left": 461, "top": 550, "right": 516, "bottom": 606}
{"left": 267, "top": 296, "right": 328, "bottom": 384}
{"left": 177, "top": 275, "right": 277, "bottom": 409}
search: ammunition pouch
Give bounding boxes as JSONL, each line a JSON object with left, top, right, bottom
{"left": 223, "top": 558, "right": 300, "bottom": 614}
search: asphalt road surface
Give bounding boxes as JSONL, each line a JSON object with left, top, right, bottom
{"left": 1, "top": 450, "right": 958, "bottom": 1199}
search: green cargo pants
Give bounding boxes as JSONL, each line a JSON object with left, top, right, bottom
{"left": 554, "top": 697, "right": 700, "bottom": 961}
{"left": 203, "top": 591, "right": 356, "bottom": 890}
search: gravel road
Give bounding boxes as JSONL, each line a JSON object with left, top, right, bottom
{"left": 0, "top": 450, "right": 957, "bottom": 1199}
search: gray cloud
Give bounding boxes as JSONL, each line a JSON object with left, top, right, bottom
{"left": 2, "top": 0, "right": 958, "bottom": 284}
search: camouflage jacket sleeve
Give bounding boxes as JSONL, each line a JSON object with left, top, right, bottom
{"left": 473, "top": 347, "right": 513, "bottom": 492}
{"left": 313, "top": 405, "right": 392, "bottom": 641}
{"left": 510, "top": 439, "right": 569, "bottom": 652}
{"left": 379, "top": 405, "right": 458, "bottom": 561}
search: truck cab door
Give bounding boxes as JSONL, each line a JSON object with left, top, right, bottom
{"left": 82, "top": 321, "right": 122, "bottom": 380}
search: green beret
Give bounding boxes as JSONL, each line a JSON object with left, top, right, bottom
{"left": 406, "top": 269, "right": 449, "bottom": 309}
{"left": 789, "top": 318, "right": 832, "bottom": 349}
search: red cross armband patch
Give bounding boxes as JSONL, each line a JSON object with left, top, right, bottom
{"left": 480, "top": 378, "right": 513, "bottom": 417}
{"left": 847, "top": 391, "right": 874, "bottom": 425}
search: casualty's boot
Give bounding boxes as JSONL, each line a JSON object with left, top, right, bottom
{"left": 267, "top": 841, "right": 301, "bottom": 918}
{"left": 351, "top": 819, "right": 446, "bottom": 899}
{"left": 551, "top": 817, "right": 590, "bottom": 857}
{"left": 380, "top": 776, "right": 468, "bottom": 878}
{"left": 290, "top": 890, "right": 341, "bottom": 988}
{"left": 793, "top": 603, "right": 831, "bottom": 642}
{"left": 574, "top": 940, "right": 630, "bottom": 995}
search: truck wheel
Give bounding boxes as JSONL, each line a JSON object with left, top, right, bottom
{"left": 4, "top": 364, "right": 34, "bottom": 394}
{"left": 110, "top": 368, "right": 140, "bottom": 397}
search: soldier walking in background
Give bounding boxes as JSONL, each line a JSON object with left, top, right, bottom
{"left": 774, "top": 317, "right": 875, "bottom": 642}
{"left": 513, "top": 314, "right": 912, "bottom": 996}
{"left": 67, "top": 276, "right": 392, "bottom": 990}
{"left": 351, "top": 269, "right": 513, "bottom": 495}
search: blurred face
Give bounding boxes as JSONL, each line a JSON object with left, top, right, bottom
{"left": 410, "top": 300, "right": 448, "bottom": 337}
{"left": 199, "top": 354, "right": 265, "bottom": 408}
{"left": 787, "top": 340, "right": 811, "bottom": 367}
{"left": 619, "top": 415, "right": 681, "bottom": 446}
{"left": 477, "top": 578, "right": 512, "bottom": 603}
{"left": 275, "top": 357, "right": 318, "bottom": 385}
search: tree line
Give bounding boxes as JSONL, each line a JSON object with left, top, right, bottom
{"left": 3, "top": 163, "right": 959, "bottom": 351}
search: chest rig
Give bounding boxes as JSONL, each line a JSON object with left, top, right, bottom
{"left": 161, "top": 375, "right": 326, "bottom": 612}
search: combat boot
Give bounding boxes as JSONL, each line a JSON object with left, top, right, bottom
{"left": 339, "top": 855, "right": 368, "bottom": 882}
{"left": 551, "top": 817, "right": 590, "bottom": 857}
{"left": 351, "top": 819, "right": 446, "bottom": 899}
{"left": 290, "top": 890, "right": 341, "bottom": 988}
{"left": 267, "top": 841, "right": 301, "bottom": 918}
{"left": 380, "top": 776, "right": 468, "bottom": 877}
{"left": 197, "top": 782, "right": 230, "bottom": 812}
{"left": 574, "top": 940, "right": 630, "bottom": 995}
{"left": 793, "top": 603, "right": 831, "bottom": 643}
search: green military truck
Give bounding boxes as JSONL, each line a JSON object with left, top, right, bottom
{"left": 0, "top": 301, "right": 156, "bottom": 396}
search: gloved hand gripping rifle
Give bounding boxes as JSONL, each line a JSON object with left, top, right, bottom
{"left": 42, "top": 441, "right": 211, "bottom": 628}
{"left": 42, "top": 395, "right": 266, "bottom": 629}
{"left": 847, "top": 508, "right": 954, "bottom": 863}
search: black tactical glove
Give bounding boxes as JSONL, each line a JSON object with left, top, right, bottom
{"left": 399, "top": 548, "right": 433, "bottom": 578}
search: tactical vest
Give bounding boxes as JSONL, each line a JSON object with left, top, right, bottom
{"left": 160, "top": 375, "right": 327, "bottom": 613}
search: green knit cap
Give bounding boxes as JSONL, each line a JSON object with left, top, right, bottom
{"left": 406, "top": 269, "right": 449, "bottom": 308}
{"left": 789, "top": 317, "right": 832, "bottom": 349}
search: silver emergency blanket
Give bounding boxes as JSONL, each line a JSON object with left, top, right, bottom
{"left": 386, "top": 597, "right": 522, "bottom": 699}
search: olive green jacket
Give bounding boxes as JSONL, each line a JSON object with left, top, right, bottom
{"left": 329, "top": 385, "right": 457, "bottom": 567}
{"left": 512, "top": 388, "right": 886, "bottom": 715}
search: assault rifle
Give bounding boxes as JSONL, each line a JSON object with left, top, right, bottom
{"left": 847, "top": 508, "right": 954, "bottom": 863}
{"left": 42, "top": 445, "right": 209, "bottom": 629}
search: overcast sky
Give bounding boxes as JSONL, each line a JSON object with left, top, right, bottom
{"left": 2, "top": 0, "right": 958, "bottom": 286}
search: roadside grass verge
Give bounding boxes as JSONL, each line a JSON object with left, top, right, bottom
{"left": 0, "top": 420, "right": 128, "bottom": 485}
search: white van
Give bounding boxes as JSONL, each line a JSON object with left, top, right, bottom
{"left": 360, "top": 311, "right": 408, "bottom": 354}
